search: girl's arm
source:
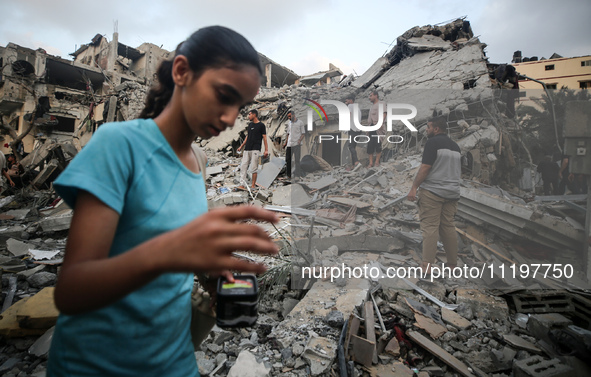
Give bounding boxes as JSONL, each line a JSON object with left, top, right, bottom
{"left": 54, "top": 191, "right": 278, "bottom": 315}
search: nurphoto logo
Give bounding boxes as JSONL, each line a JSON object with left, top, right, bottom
{"left": 304, "top": 99, "right": 418, "bottom": 144}
{"left": 305, "top": 99, "right": 418, "bottom": 132}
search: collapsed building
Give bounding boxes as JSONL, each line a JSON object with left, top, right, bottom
{"left": 1, "top": 18, "right": 590, "bottom": 377}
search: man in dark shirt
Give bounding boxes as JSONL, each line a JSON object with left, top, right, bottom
{"left": 407, "top": 117, "right": 461, "bottom": 275}
{"left": 537, "top": 155, "right": 560, "bottom": 195}
{"left": 237, "top": 110, "right": 268, "bottom": 188}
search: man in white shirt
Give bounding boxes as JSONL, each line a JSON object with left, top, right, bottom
{"left": 283, "top": 111, "right": 305, "bottom": 179}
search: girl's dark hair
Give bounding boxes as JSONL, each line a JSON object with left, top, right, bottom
{"left": 139, "top": 26, "right": 262, "bottom": 119}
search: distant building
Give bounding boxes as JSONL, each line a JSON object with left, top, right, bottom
{"left": 512, "top": 52, "right": 591, "bottom": 90}
{"left": 296, "top": 64, "right": 343, "bottom": 87}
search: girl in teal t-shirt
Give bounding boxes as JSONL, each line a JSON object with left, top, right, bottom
{"left": 47, "top": 26, "right": 278, "bottom": 377}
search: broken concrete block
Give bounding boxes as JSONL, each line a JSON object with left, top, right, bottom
{"left": 227, "top": 350, "right": 270, "bottom": 377}
{"left": 210, "top": 192, "right": 248, "bottom": 208}
{"left": 4, "top": 209, "right": 31, "bottom": 220}
{"left": 479, "top": 125, "right": 500, "bottom": 147}
{"left": 39, "top": 211, "right": 73, "bottom": 232}
{"left": 324, "top": 310, "right": 344, "bottom": 328}
{"left": 205, "top": 165, "right": 223, "bottom": 176}
{"left": 307, "top": 176, "right": 337, "bottom": 191}
{"left": 502, "top": 334, "right": 542, "bottom": 354}
{"left": 526, "top": 313, "right": 572, "bottom": 345}
{"left": 302, "top": 336, "right": 337, "bottom": 376}
{"left": 0, "top": 358, "right": 20, "bottom": 375}
{"left": 6, "top": 238, "right": 32, "bottom": 257}
{"left": 26, "top": 272, "right": 57, "bottom": 288}
{"left": 490, "top": 346, "right": 517, "bottom": 371}
{"left": 282, "top": 298, "right": 299, "bottom": 318}
{"left": 198, "top": 358, "right": 216, "bottom": 375}
{"left": 385, "top": 336, "right": 400, "bottom": 356}
{"left": 271, "top": 184, "right": 310, "bottom": 207}
{"left": 513, "top": 356, "right": 573, "bottom": 377}
{"left": 17, "top": 264, "right": 46, "bottom": 278}
{"left": 31, "top": 159, "right": 60, "bottom": 188}
{"left": 256, "top": 157, "right": 285, "bottom": 189}
{"left": 29, "top": 326, "right": 54, "bottom": 357}
{"left": 0, "top": 225, "right": 28, "bottom": 244}
{"left": 455, "top": 289, "right": 509, "bottom": 321}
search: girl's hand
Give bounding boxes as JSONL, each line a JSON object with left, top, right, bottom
{"left": 158, "top": 206, "right": 279, "bottom": 276}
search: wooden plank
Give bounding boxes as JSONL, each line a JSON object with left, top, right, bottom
{"left": 456, "top": 228, "right": 515, "bottom": 264}
{"left": 407, "top": 330, "right": 476, "bottom": 377}
{"left": 16, "top": 287, "right": 59, "bottom": 329}
{"left": 350, "top": 334, "right": 374, "bottom": 368}
{"left": 0, "top": 297, "right": 47, "bottom": 337}
{"left": 345, "top": 314, "right": 360, "bottom": 357}
{"left": 363, "top": 301, "right": 378, "bottom": 364}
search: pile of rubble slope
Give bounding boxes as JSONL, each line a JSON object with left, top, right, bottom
{"left": 1, "top": 150, "right": 590, "bottom": 376}
{"left": 1, "top": 18, "right": 590, "bottom": 377}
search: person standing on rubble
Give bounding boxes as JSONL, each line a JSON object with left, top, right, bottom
{"left": 407, "top": 117, "right": 461, "bottom": 275}
{"left": 366, "top": 90, "right": 386, "bottom": 167}
{"left": 537, "top": 155, "right": 560, "bottom": 195}
{"left": 345, "top": 95, "right": 362, "bottom": 168}
{"left": 237, "top": 109, "right": 268, "bottom": 189}
{"left": 284, "top": 110, "right": 305, "bottom": 179}
{"left": 47, "top": 26, "right": 278, "bottom": 377}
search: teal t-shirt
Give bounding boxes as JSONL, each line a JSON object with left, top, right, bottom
{"left": 47, "top": 119, "right": 206, "bottom": 377}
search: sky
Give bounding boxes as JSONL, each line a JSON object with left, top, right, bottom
{"left": 1, "top": 0, "right": 589, "bottom": 77}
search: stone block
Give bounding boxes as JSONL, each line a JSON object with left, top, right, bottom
{"left": 227, "top": 350, "right": 270, "bottom": 377}
{"left": 527, "top": 313, "right": 572, "bottom": 345}
{"left": 513, "top": 356, "right": 573, "bottom": 377}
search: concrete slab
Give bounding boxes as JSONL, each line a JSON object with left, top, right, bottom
{"left": 227, "top": 349, "right": 271, "bottom": 377}
{"left": 39, "top": 211, "right": 73, "bottom": 232}
{"left": 6, "top": 238, "right": 32, "bottom": 257}
{"left": 29, "top": 326, "right": 54, "bottom": 357}
{"left": 303, "top": 336, "right": 337, "bottom": 376}
{"left": 271, "top": 184, "right": 310, "bottom": 207}
{"left": 352, "top": 57, "right": 388, "bottom": 89}
{"left": 4, "top": 209, "right": 31, "bottom": 220}
{"left": 306, "top": 176, "right": 337, "bottom": 191}
{"left": 502, "top": 334, "right": 542, "bottom": 354}
{"left": 257, "top": 157, "right": 285, "bottom": 189}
